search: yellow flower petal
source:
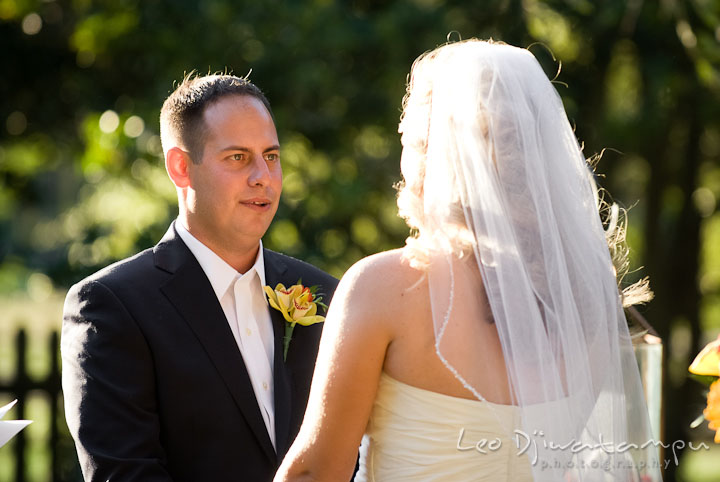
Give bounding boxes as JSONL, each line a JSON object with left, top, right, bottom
{"left": 292, "top": 299, "right": 312, "bottom": 320}
{"left": 295, "top": 315, "right": 325, "bottom": 327}
{"left": 265, "top": 284, "right": 294, "bottom": 322}
{"left": 689, "top": 335, "right": 720, "bottom": 376}
{"left": 263, "top": 286, "right": 280, "bottom": 307}
{"left": 274, "top": 284, "right": 292, "bottom": 312}
{"left": 297, "top": 288, "right": 312, "bottom": 304}
{"left": 265, "top": 282, "right": 325, "bottom": 338}
{"left": 267, "top": 296, "right": 284, "bottom": 313}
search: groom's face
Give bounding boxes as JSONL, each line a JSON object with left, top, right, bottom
{"left": 186, "top": 94, "right": 282, "bottom": 252}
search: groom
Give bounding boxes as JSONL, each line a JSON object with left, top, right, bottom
{"left": 61, "top": 74, "right": 338, "bottom": 481}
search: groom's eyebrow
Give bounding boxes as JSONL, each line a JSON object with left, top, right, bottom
{"left": 219, "top": 145, "right": 280, "bottom": 153}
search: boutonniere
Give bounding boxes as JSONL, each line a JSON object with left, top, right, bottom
{"left": 263, "top": 281, "right": 327, "bottom": 361}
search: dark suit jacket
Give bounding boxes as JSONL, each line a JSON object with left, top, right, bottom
{"left": 61, "top": 223, "right": 338, "bottom": 481}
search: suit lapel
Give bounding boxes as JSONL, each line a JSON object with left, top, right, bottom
{"left": 155, "top": 225, "right": 276, "bottom": 462}
{"left": 263, "top": 249, "right": 293, "bottom": 460}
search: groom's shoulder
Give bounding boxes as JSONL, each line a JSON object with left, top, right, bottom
{"left": 70, "top": 247, "right": 157, "bottom": 294}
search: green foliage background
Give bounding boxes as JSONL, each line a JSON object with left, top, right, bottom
{"left": 1, "top": 0, "right": 720, "bottom": 480}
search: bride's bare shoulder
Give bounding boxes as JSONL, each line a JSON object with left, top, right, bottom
{"left": 344, "top": 248, "right": 423, "bottom": 286}
{"left": 333, "top": 248, "right": 426, "bottom": 316}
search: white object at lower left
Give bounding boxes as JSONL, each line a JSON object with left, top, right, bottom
{"left": 0, "top": 400, "right": 32, "bottom": 448}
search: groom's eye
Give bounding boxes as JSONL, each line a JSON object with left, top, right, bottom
{"left": 265, "top": 153, "right": 279, "bottom": 162}
{"left": 231, "top": 153, "right": 245, "bottom": 161}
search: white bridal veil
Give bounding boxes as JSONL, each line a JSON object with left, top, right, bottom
{"left": 401, "top": 40, "right": 662, "bottom": 481}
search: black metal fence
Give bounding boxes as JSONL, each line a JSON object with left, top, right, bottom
{"left": 0, "top": 329, "right": 81, "bottom": 482}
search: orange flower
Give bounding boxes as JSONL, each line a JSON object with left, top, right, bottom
{"left": 705, "top": 380, "right": 720, "bottom": 443}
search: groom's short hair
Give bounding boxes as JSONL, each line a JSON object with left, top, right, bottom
{"left": 160, "top": 72, "right": 273, "bottom": 163}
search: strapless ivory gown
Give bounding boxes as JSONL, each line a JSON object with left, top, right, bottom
{"left": 356, "top": 372, "right": 533, "bottom": 481}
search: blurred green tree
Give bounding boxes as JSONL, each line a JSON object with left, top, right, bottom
{"left": 2, "top": 0, "right": 720, "bottom": 480}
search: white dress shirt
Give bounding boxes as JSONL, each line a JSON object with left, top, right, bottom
{"left": 176, "top": 222, "right": 276, "bottom": 448}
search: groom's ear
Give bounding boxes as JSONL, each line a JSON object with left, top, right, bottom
{"left": 165, "top": 147, "right": 192, "bottom": 188}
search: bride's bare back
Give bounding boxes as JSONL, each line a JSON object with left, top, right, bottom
{"left": 371, "top": 248, "right": 513, "bottom": 405}
{"left": 274, "top": 247, "right": 515, "bottom": 481}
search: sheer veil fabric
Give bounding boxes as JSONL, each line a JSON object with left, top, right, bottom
{"left": 400, "top": 40, "right": 661, "bottom": 481}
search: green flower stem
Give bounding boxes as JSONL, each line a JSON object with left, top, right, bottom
{"left": 283, "top": 322, "right": 296, "bottom": 361}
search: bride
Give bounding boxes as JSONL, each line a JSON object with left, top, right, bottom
{"left": 274, "top": 39, "right": 662, "bottom": 481}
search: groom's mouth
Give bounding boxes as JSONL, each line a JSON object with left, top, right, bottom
{"left": 240, "top": 198, "right": 273, "bottom": 211}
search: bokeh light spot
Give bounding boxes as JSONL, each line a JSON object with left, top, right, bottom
{"left": 693, "top": 187, "right": 716, "bottom": 218}
{"left": 99, "top": 110, "right": 120, "bottom": 133}
{"left": 21, "top": 13, "right": 42, "bottom": 35}
{"left": 6, "top": 111, "right": 27, "bottom": 136}
{"left": 268, "top": 219, "right": 301, "bottom": 254}
{"left": 123, "top": 115, "right": 145, "bottom": 138}
{"left": 351, "top": 216, "right": 379, "bottom": 249}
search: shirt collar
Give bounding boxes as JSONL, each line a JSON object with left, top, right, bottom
{"left": 175, "top": 221, "right": 266, "bottom": 299}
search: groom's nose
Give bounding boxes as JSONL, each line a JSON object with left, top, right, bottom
{"left": 248, "top": 155, "right": 271, "bottom": 187}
